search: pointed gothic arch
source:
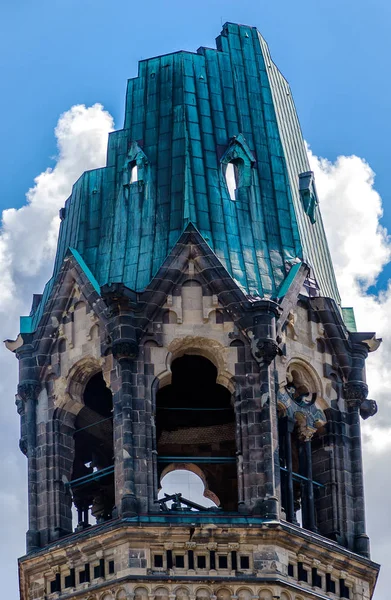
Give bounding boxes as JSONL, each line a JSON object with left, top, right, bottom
{"left": 221, "top": 133, "right": 256, "bottom": 200}
{"left": 123, "top": 141, "right": 149, "bottom": 187}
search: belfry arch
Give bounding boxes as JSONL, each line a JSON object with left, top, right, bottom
{"left": 277, "top": 360, "right": 328, "bottom": 532}
{"left": 71, "top": 371, "right": 115, "bottom": 528}
{"left": 155, "top": 354, "right": 238, "bottom": 511}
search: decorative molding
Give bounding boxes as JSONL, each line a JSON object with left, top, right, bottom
{"left": 17, "top": 381, "right": 41, "bottom": 403}
{"left": 343, "top": 381, "right": 368, "bottom": 404}
{"left": 112, "top": 340, "right": 139, "bottom": 361}
{"left": 360, "top": 399, "right": 378, "bottom": 420}
{"left": 250, "top": 337, "right": 280, "bottom": 366}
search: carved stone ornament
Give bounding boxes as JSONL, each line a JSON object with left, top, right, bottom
{"left": 19, "top": 437, "right": 28, "bottom": 456}
{"left": 17, "top": 381, "right": 41, "bottom": 403}
{"left": 251, "top": 337, "right": 280, "bottom": 366}
{"left": 343, "top": 381, "right": 369, "bottom": 403}
{"left": 15, "top": 396, "right": 24, "bottom": 415}
{"left": 298, "top": 424, "right": 317, "bottom": 442}
{"left": 112, "top": 340, "right": 139, "bottom": 361}
{"left": 359, "top": 399, "right": 378, "bottom": 420}
{"left": 286, "top": 382, "right": 317, "bottom": 408}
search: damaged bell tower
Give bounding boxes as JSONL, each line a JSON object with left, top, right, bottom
{"left": 9, "top": 22, "right": 381, "bottom": 600}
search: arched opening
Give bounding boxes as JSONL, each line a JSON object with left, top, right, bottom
{"left": 278, "top": 365, "right": 326, "bottom": 532}
{"left": 156, "top": 355, "right": 238, "bottom": 511}
{"left": 130, "top": 162, "right": 138, "bottom": 183}
{"left": 70, "top": 372, "right": 114, "bottom": 529}
{"left": 225, "top": 161, "right": 243, "bottom": 200}
{"left": 158, "top": 467, "right": 219, "bottom": 509}
{"left": 278, "top": 411, "right": 324, "bottom": 532}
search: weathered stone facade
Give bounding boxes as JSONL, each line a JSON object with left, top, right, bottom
{"left": 20, "top": 522, "right": 377, "bottom": 600}
{"left": 9, "top": 21, "right": 381, "bottom": 600}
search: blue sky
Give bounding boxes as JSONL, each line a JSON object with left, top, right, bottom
{"left": 1, "top": 1, "right": 391, "bottom": 599}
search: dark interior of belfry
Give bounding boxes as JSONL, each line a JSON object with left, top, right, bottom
{"left": 278, "top": 403, "right": 324, "bottom": 533}
{"left": 68, "top": 357, "right": 323, "bottom": 530}
{"left": 156, "top": 355, "right": 238, "bottom": 511}
{"left": 71, "top": 372, "right": 115, "bottom": 529}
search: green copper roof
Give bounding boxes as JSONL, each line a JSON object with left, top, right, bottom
{"left": 27, "top": 23, "right": 341, "bottom": 331}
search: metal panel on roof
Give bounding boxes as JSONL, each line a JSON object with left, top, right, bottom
{"left": 27, "top": 23, "right": 341, "bottom": 331}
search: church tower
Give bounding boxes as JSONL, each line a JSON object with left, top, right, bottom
{"left": 10, "top": 23, "right": 381, "bottom": 600}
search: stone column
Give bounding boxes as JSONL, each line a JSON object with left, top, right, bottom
{"left": 102, "top": 284, "right": 141, "bottom": 517}
{"left": 299, "top": 425, "right": 317, "bottom": 533}
{"left": 244, "top": 300, "right": 281, "bottom": 518}
{"left": 16, "top": 343, "right": 41, "bottom": 551}
{"left": 344, "top": 342, "right": 371, "bottom": 557}
{"left": 112, "top": 340, "right": 139, "bottom": 517}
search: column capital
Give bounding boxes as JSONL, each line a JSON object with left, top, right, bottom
{"left": 298, "top": 425, "right": 317, "bottom": 442}
{"left": 343, "top": 380, "right": 368, "bottom": 406}
{"left": 17, "top": 380, "right": 41, "bottom": 403}
{"left": 250, "top": 337, "right": 280, "bottom": 366}
{"left": 112, "top": 339, "right": 138, "bottom": 362}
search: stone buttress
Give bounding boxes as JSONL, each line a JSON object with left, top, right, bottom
{"left": 8, "top": 22, "right": 381, "bottom": 600}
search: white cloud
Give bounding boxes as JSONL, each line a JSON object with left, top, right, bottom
{"left": 308, "top": 147, "right": 391, "bottom": 424}
{"left": 308, "top": 146, "right": 391, "bottom": 600}
{"left": 0, "top": 104, "right": 114, "bottom": 328}
{"left": 0, "top": 104, "right": 113, "bottom": 599}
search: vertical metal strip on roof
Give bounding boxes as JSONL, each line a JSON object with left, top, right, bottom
{"left": 257, "top": 32, "right": 340, "bottom": 304}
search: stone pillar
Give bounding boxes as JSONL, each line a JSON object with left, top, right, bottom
{"left": 344, "top": 342, "right": 371, "bottom": 557}
{"left": 299, "top": 426, "right": 317, "bottom": 533}
{"left": 16, "top": 344, "right": 41, "bottom": 552}
{"left": 112, "top": 340, "right": 139, "bottom": 518}
{"left": 102, "top": 284, "right": 140, "bottom": 517}
{"left": 244, "top": 300, "right": 281, "bottom": 518}
{"left": 280, "top": 416, "right": 296, "bottom": 524}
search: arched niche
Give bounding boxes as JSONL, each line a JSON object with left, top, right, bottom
{"left": 286, "top": 358, "right": 327, "bottom": 412}
{"left": 155, "top": 353, "right": 238, "bottom": 511}
{"left": 258, "top": 590, "right": 273, "bottom": 600}
{"left": 216, "top": 588, "right": 232, "bottom": 600}
{"left": 154, "top": 587, "right": 169, "bottom": 600}
{"left": 134, "top": 587, "right": 149, "bottom": 600}
{"left": 237, "top": 588, "right": 252, "bottom": 600}
{"left": 175, "top": 587, "right": 190, "bottom": 600}
{"left": 88, "top": 323, "right": 100, "bottom": 341}
{"left": 195, "top": 589, "right": 211, "bottom": 600}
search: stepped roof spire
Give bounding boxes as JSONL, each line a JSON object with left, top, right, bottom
{"left": 25, "top": 22, "right": 340, "bottom": 332}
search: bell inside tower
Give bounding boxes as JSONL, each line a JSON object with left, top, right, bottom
{"left": 71, "top": 372, "right": 115, "bottom": 529}
{"left": 156, "top": 355, "right": 238, "bottom": 511}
